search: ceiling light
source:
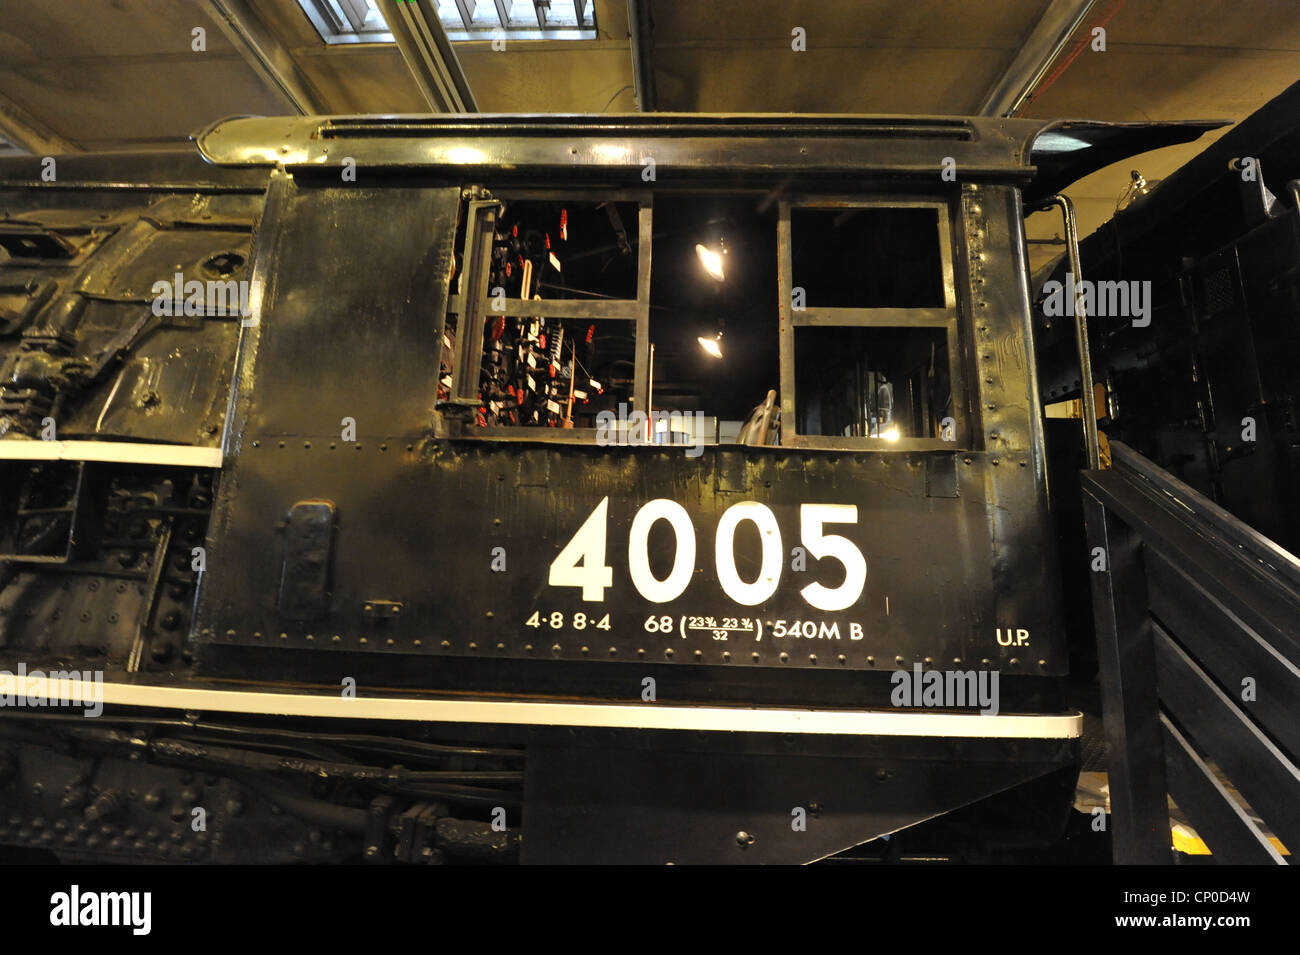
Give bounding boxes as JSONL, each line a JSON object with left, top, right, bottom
{"left": 695, "top": 243, "right": 725, "bottom": 281}
{"left": 698, "top": 334, "right": 723, "bottom": 359}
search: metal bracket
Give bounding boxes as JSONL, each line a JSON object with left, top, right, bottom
{"left": 0, "top": 225, "right": 79, "bottom": 260}
{"left": 363, "top": 599, "right": 403, "bottom": 619}
{"left": 277, "top": 500, "right": 336, "bottom": 620}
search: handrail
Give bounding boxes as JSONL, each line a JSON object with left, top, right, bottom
{"left": 1109, "top": 439, "right": 1300, "bottom": 591}
{"left": 1081, "top": 439, "right": 1300, "bottom": 863}
{"left": 1039, "top": 194, "right": 1101, "bottom": 469}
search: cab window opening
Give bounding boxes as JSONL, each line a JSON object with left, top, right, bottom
{"left": 441, "top": 190, "right": 962, "bottom": 449}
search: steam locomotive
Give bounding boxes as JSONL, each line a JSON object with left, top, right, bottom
{"left": 1035, "top": 79, "right": 1300, "bottom": 556}
{"left": 0, "top": 111, "right": 1215, "bottom": 863}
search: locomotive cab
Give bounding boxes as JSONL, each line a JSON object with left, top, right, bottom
{"left": 0, "top": 113, "right": 1218, "bottom": 863}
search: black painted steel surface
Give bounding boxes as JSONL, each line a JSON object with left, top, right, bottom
{"left": 0, "top": 113, "right": 1218, "bottom": 863}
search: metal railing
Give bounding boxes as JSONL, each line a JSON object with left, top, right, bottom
{"left": 1082, "top": 439, "right": 1300, "bottom": 863}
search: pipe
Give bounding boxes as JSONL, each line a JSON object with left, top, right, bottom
{"left": 626, "top": 0, "right": 658, "bottom": 112}
{"left": 978, "top": 0, "right": 1097, "bottom": 117}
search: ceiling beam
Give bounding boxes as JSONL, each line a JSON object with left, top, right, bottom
{"left": 377, "top": 0, "right": 478, "bottom": 113}
{"left": 0, "top": 93, "right": 78, "bottom": 155}
{"left": 626, "top": 0, "right": 657, "bottom": 111}
{"left": 202, "top": 0, "right": 329, "bottom": 115}
{"left": 978, "top": 0, "right": 1097, "bottom": 117}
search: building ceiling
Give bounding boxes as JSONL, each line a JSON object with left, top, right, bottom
{"left": 1, "top": 0, "right": 1298, "bottom": 262}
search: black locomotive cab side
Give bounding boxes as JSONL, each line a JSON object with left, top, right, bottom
{"left": 0, "top": 114, "right": 1218, "bottom": 863}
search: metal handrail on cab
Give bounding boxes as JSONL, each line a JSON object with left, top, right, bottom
{"left": 1039, "top": 194, "right": 1101, "bottom": 470}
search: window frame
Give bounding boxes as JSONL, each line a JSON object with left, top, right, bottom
{"left": 443, "top": 188, "right": 652, "bottom": 442}
{"left": 296, "top": 0, "right": 598, "bottom": 45}
{"left": 441, "top": 189, "right": 967, "bottom": 450}
{"left": 777, "top": 196, "right": 967, "bottom": 450}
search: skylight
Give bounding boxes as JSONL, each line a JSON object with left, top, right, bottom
{"left": 297, "top": 0, "right": 597, "bottom": 44}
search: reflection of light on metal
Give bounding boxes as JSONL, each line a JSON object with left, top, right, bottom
{"left": 1032, "top": 131, "right": 1093, "bottom": 154}
{"left": 695, "top": 243, "right": 725, "bottom": 281}
{"left": 882, "top": 427, "right": 900, "bottom": 442}
{"left": 590, "top": 143, "right": 631, "bottom": 162}
{"left": 1117, "top": 169, "right": 1152, "bottom": 212}
{"left": 698, "top": 334, "right": 723, "bottom": 358}
{"left": 444, "top": 146, "right": 486, "bottom": 164}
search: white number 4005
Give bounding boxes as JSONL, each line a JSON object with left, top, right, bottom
{"left": 546, "top": 497, "right": 866, "bottom": 611}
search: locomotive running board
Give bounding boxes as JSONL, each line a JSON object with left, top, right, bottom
{"left": 0, "top": 440, "right": 223, "bottom": 468}
{"left": 6, "top": 676, "right": 1081, "bottom": 738}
